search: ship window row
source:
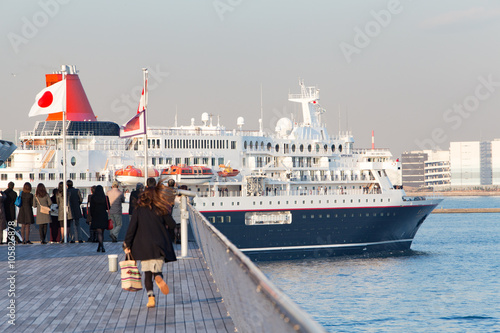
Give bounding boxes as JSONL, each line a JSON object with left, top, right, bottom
{"left": 302, "top": 212, "right": 397, "bottom": 219}
{"left": 244, "top": 141, "right": 343, "bottom": 154}
{"left": 1, "top": 172, "right": 111, "bottom": 183}
{"left": 152, "top": 157, "right": 224, "bottom": 167}
{"left": 162, "top": 139, "right": 236, "bottom": 150}
{"left": 207, "top": 216, "right": 232, "bottom": 224}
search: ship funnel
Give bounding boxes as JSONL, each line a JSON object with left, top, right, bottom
{"left": 44, "top": 65, "right": 97, "bottom": 122}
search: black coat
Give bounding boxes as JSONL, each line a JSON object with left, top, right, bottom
{"left": 67, "top": 187, "right": 83, "bottom": 220}
{"left": 124, "top": 206, "right": 177, "bottom": 262}
{"left": 89, "top": 195, "right": 109, "bottom": 230}
{"left": 3, "top": 188, "right": 17, "bottom": 222}
{"left": 17, "top": 192, "right": 34, "bottom": 225}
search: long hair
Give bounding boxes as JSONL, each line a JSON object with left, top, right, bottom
{"left": 92, "top": 185, "right": 106, "bottom": 204}
{"left": 57, "top": 182, "right": 64, "bottom": 195}
{"left": 23, "top": 182, "right": 32, "bottom": 193}
{"left": 35, "top": 183, "right": 47, "bottom": 197}
{"left": 137, "top": 184, "right": 175, "bottom": 216}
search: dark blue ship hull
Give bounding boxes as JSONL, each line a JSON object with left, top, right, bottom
{"left": 200, "top": 203, "right": 438, "bottom": 261}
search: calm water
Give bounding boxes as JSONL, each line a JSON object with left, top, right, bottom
{"left": 258, "top": 197, "right": 500, "bottom": 332}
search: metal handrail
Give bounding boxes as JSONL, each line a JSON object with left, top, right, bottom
{"left": 188, "top": 201, "right": 327, "bottom": 333}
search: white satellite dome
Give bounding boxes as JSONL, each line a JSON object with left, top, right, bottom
{"left": 275, "top": 117, "right": 293, "bottom": 136}
{"left": 237, "top": 117, "right": 245, "bottom": 127}
{"left": 201, "top": 112, "right": 209, "bottom": 125}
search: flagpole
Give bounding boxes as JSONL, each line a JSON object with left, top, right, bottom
{"left": 62, "top": 74, "right": 68, "bottom": 243}
{"left": 143, "top": 68, "right": 148, "bottom": 186}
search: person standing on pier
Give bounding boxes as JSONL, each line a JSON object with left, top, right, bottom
{"left": 17, "top": 182, "right": 34, "bottom": 244}
{"left": 56, "top": 182, "right": 71, "bottom": 242}
{"left": 90, "top": 185, "right": 110, "bottom": 252}
{"left": 33, "top": 183, "right": 51, "bottom": 244}
{"left": 3, "top": 182, "right": 17, "bottom": 228}
{"left": 86, "top": 186, "right": 97, "bottom": 243}
{"left": 49, "top": 188, "right": 60, "bottom": 243}
{"left": 67, "top": 180, "right": 83, "bottom": 243}
{"left": 128, "top": 183, "right": 143, "bottom": 216}
{"left": 0, "top": 190, "right": 6, "bottom": 244}
{"left": 123, "top": 184, "right": 177, "bottom": 308}
{"left": 107, "top": 181, "right": 125, "bottom": 242}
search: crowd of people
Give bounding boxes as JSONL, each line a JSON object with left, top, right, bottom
{"left": 1, "top": 177, "right": 182, "bottom": 308}
{"left": 0, "top": 178, "right": 181, "bottom": 247}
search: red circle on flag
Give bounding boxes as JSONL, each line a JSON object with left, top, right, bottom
{"left": 38, "top": 91, "right": 53, "bottom": 108}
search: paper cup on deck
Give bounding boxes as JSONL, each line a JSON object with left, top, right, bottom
{"left": 108, "top": 254, "right": 118, "bottom": 272}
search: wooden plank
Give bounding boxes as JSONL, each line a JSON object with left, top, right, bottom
{"left": 0, "top": 241, "right": 235, "bottom": 332}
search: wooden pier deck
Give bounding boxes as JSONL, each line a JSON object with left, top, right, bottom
{"left": 1, "top": 241, "right": 235, "bottom": 333}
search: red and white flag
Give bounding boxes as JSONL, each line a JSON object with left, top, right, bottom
{"left": 137, "top": 79, "right": 147, "bottom": 113}
{"left": 119, "top": 110, "right": 146, "bottom": 138}
{"left": 29, "top": 79, "right": 66, "bottom": 117}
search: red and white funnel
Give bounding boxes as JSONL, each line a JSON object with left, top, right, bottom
{"left": 44, "top": 65, "right": 97, "bottom": 122}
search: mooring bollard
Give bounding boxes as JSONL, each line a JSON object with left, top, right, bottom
{"left": 108, "top": 254, "right": 118, "bottom": 272}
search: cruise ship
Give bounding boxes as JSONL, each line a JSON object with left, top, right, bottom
{"left": 0, "top": 66, "right": 441, "bottom": 260}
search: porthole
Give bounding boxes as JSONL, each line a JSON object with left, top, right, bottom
{"left": 275, "top": 144, "right": 279, "bottom": 152}
{"left": 331, "top": 144, "right": 335, "bottom": 152}
{"left": 292, "top": 144, "right": 296, "bottom": 152}
{"left": 307, "top": 144, "right": 312, "bottom": 152}
{"left": 244, "top": 141, "right": 247, "bottom": 149}
{"left": 71, "top": 157, "right": 76, "bottom": 166}
{"left": 249, "top": 142, "right": 253, "bottom": 149}
{"left": 267, "top": 143, "right": 272, "bottom": 151}
{"left": 300, "top": 144, "right": 304, "bottom": 152}
{"left": 324, "top": 144, "right": 328, "bottom": 152}
{"left": 339, "top": 144, "right": 343, "bottom": 153}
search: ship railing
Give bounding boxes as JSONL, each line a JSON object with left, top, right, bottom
{"left": 187, "top": 202, "right": 327, "bottom": 333}
{"left": 147, "top": 128, "right": 264, "bottom": 137}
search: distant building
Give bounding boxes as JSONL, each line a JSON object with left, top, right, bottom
{"left": 424, "top": 150, "right": 450, "bottom": 188}
{"left": 450, "top": 141, "right": 491, "bottom": 186}
{"left": 490, "top": 139, "right": 500, "bottom": 185}
{"left": 401, "top": 151, "right": 428, "bottom": 189}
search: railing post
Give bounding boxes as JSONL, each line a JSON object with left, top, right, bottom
{"left": 180, "top": 195, "right": 188, "bottom": 257}
{"left": 177, "top": 189, "right": 196, "bottom": 259}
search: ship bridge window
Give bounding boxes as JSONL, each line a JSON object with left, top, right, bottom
{"left": 231, "top": 141, "right": 236, "bottom": 149}
{"left": 1, "top": 174, "right": 7, "bottom": 181}
{"left": 332, "top": 144, "right": 335, "bottom": 152}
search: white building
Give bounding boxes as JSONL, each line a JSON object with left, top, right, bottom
{"left": 424, "top": 150, "right": 450, "bottom": 188}
{"left": 450, "top": 141, "right": 491, "bottom": 186}
{"left": 490, "top": 139, "right": 500, "bottom": 185}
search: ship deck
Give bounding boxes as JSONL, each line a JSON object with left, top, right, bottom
{"left": 1, "top": 241, "right": 235, "bottom": 333}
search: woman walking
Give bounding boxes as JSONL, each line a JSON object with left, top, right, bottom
{"left": 86, "top": 186, "right": 97, "bottom": 243}
{"left": 123, "top": 184, "right": 177, "bottom": 308}
{"left": 18, "top": 182, "right": 34, "bottom": 244}
{"left": 49, "top": 188, "right": 60, "bottom": 243}
{"left": 33, "top": 183, "right": 51, "bottom": 244}
{"left": 89, "top": 185, "right": 109, "bottom": 252}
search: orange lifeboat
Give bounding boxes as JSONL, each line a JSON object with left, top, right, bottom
{"left": 115, "top": 166, "right": 159, "bottom": 185}
{"left": 217, "top": 164, "right": 240, "bottom": 177}
{"left": 160, "top": 164, "right": 213, "bottom": 185}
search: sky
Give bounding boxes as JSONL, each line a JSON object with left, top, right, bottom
{"left": 1, "top": 0, "right": 500, "bottom": 157}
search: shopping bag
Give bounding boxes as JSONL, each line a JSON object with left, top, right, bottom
{"left": 120, "top": 253, "right": 142, "bottom": 291}
{"left": 14, "top": 195, "right": 22, "bottom": 207}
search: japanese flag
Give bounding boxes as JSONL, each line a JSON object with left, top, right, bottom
{"left": 29, "top": 79, "right": 66, "bottom": 117}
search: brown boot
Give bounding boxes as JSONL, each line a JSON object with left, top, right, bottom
{"left": 155, "top": 275, "right": 169, "bottom": 295}
{"left": 146, "top": 295, "right": 155, "bottom": 308}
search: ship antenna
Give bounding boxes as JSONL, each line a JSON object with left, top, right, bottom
{"left": 259, "top": 83, "right": 263, "bottom": 135}
{"left": 175, "top": 105, "right": 178, "bottom": 127}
